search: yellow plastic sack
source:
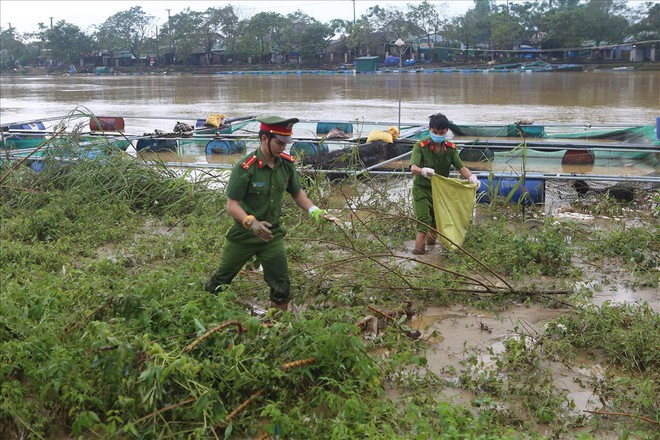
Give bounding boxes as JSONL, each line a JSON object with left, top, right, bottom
{"left": 366, "top": 130, "right": 394, "bottom": 144}
{"left": 205, "top": 113, "right": 226, "bottom": 128}
{"left": 431, "top": 175, "right": 477, "bottom": 249}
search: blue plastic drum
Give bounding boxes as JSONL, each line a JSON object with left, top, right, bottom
{"left": 476, "top": 176, "right": 544, "bottom": 205}
{"left": 205, "top": 139, "right": 246, "bottom": 155}
{"left": 316, "top": 122, "right": 353, "bottom": 135}
{"left": 136, "top": 139, "right": 178, "bottom": 152}
{"left": 290, "top": 141, "right": 329, "bottom": 157}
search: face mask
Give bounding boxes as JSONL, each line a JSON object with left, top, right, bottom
{"left": 430, "top": 133, "right": 446, "bottom": 143}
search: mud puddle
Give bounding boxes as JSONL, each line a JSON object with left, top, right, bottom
{"left": 407, "top": 265, "right": 656, "bottom": 432}
{"left": 406, "top": 304, "right": 602, "bottom": 433}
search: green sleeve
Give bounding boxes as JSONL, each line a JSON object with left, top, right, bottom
{"left": 286, "top": 163, "right": 302, "bottom": 194}
{"left": 410, "top": 142, "right": 422, "bottom": 167}
{"left": 450, "top": 148, "right": 464, "bottom": 170}
{"left": 225, "top": 163, "right": 250, "bottom": 201}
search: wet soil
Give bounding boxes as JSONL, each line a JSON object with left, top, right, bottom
{"left": 382, "top": 178, "right": 659, "bottom": 436}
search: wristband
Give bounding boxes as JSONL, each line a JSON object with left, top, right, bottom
{"left": 242, "top": 215, "right": 255, "bottom": 229}
{"left": 308, "top": 206, "right": 320, "bottom": 215}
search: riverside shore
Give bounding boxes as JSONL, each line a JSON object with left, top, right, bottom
{"left": 3, "top": 59, "right": 659, "bottom": 77}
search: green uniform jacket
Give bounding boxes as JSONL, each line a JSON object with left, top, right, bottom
{"left": 409, "top": 137, "right": 465, "bottom": 232}
{"left": 409, "top": 138, "right": 464, "bottom": 188}
{"left": 225, "top": 148, "right": 302, "bottom": 243}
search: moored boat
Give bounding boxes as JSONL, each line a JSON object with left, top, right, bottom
{"left": 3, "top": 113, "right": 657, "bottom": 179}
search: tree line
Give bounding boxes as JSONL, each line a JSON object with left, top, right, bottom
{"left": 0, "top": 0, "right": 658, "bottom": 69}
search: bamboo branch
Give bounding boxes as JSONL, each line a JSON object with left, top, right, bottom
{"left": 134, "top": 397, "right": 196, "bottom": 425}
{"left": 382, "top": 211, "right": 514, "bottom": 291}
{"left": 368, "top": 305, "right": 395, "bottom": 322}
{"left": 584, "top": 410, "right": 658, "bottom": 425}
{"left": 281, "top": 357, "right": 316, "bottom": 370}
{"left": 182, "top": 320, "right": 244, "bottom": 354}
{"left": 224, "top": 390, "right": 265, "bottom": 424}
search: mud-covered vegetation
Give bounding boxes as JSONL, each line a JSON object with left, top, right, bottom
{"left": 0, "top": 144, "right": 658, "bottom": 439}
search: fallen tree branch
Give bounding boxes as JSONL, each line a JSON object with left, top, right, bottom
{"left": 134, "top": 397, "right": 196, "bottom": 425}
{"left": 182, "top": 320, "right": 244, "bottom": 354}
{"left": 584, "top": 409, "right": 658, "bottom": 425}
{"left": 281, "top": 357, "right": 316, "bottom": 371}
{"left": 368, "top": 305, "right": 395, "bottom": 322}
{"left": 224, "top": 390, "right": 265, "bottom": 424}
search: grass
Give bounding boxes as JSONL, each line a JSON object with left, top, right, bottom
{"left": 0, "top": 144, "right": 658, "bottom": 438}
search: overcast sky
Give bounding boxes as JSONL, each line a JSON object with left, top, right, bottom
{"left": 0, "top": 1, "right": 479, "bottom": 33}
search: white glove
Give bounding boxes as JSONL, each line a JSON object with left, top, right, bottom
{"left": 468, "top": 175, "right": 481, "bottom": 188}
{"left": 420, "top": 167, "right": 435, "bottom": 179}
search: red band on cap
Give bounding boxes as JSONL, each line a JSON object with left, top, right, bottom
{"left": 260, "top": 122, "right": 293, "bottom": 136}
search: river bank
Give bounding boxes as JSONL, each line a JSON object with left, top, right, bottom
{"left": 1, "top": 147, "right": 658, "bottom": 438}
{"left": 3, "top": 59, "right": 659, "bottom": 77}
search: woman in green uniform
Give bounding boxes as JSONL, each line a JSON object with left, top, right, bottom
{"left": 205, "top": 116, "right": 334, "bottom": 310}
{"left": 409, "top": 113, "right": 481, "bottom": 255}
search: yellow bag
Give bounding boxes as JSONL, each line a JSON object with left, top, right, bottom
{"left": 431, "top": 175, "right": 476, "bottom": 249}
{"left": 366, "top": 130, "right": 394, "bottom": 144}
{"left": 205, "top": 113, "right": 226, "bottom": 128}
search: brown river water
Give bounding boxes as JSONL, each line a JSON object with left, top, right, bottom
{"left": 1, "top": 70, "right": 658, "bottom": 128}
{"left": 2, "top": 70, "right": 657, "bottom": 175}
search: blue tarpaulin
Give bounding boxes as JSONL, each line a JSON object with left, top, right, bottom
{"left": 383, "top": 56, "right": 400, "bottom": 66}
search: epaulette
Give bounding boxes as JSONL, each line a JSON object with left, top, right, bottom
{"left": 241, "top": 155, "right": 257, "bottom": 170}
{"left": 419, "top": 139, "right": 431, "bottom": 148}
{"left": 444, "top": 141, "right": 456, "bottom": 149}
{"left": 280, "top": 152, "right": 296, "bottom": 163}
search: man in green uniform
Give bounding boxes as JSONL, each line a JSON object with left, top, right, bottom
{"left": 205, "top": 116, "right": 334, "bottom": 310}
{"left": 409, "top": 113, "right": 481, "bottom": 255}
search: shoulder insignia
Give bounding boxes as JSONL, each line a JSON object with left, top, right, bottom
{"left": 241, "top": 155, "right": 257, "bottom": 170}
{"left": 444, "top": 141, "right": 456, "bottom": 149}
{"left": 280, "top": 152, "right": 296, "bottom": 163}
{"left": 419, "top": 139, "right": 431, "bottom": 148}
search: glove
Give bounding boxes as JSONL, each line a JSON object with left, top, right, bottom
{"left": 420, "top": 167, "right": 435, "bottom": 179}
{"left": 309, "top": 206, "right": 329, "bottom": 224}
{"left": 250, "top": 219, "right": 274, "bottom": 241}
{"left": 468, "top": 175, "right": 481, "bottom": 189}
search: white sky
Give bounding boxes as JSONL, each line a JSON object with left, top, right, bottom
{"left": 1, "top": 0, "right": 477, "bottom": 33}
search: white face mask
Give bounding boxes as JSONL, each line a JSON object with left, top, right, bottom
{"left": 430, "top": 133, "right": 446, "bottom": 143}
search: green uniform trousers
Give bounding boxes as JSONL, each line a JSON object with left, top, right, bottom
{"left": 205, "top": 237, "right": 291, "bottom": 304}
{"left": 412, "top": 183, "right": 435, "bottom": 233}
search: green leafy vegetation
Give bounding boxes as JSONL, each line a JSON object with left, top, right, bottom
{"left": 0, "top": 149, "right": 658, "bottom": 438}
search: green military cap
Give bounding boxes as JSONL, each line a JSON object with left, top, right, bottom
{"left": 258, "top": 116, "right": 299, "bottom": 143}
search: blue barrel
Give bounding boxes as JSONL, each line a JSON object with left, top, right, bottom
{"left": 476, "top": 176, "right": 544, "bottom": 205}
{"left": 316, "top": 122, "right": 353, "bottom": 135}
{"left": 290, "top": 141, "right": 329, "bottom": 157}
{"left": 9, "top": 121, "right": 46, "bottom": 130}
{"left": 656, "top": 116, "right": 659, "bottom": 140}
{"left": 136, "top": 139, "right": 178, "bottom": 152}
{"left": 29, "top": 160, "right": 44, "bottom": 172}
{"left": 205, "top": 139, "right": 246, "bottom": 155}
